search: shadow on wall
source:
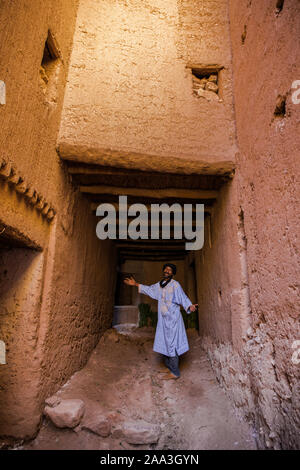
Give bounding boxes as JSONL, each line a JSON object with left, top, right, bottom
{"left": 0, "top": 239, "right": 45, "bottom": 438}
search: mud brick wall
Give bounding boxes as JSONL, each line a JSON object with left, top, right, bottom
{"left": 196, "top": 0, "right": 300, "bottom": 450}
{"left": 58, "top": 0, "right": 237, "bottom": 166}
{"left": 0, "top": 1, "right": 117, "bottom": 439}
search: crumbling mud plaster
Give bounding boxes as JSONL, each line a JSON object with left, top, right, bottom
{"left": 0, "top": 249, "right": 45, "bottom": 439}
{"left": 0, "top": 1, "right": 117, "bottom": 439}
{"left": 58, "top": 0, "right": 237, "bottom": 165}
{"left": 196, "top": 0, "right": 300, "bottom": 450}
{"left": 35, "top": 218, "right": 117, "bottom": 431}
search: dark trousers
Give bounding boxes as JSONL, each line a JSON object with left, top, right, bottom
{"left": 163, "top": 350, "right": 180, "bottom": 377}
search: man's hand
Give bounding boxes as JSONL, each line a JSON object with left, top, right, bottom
{"left": 188, "top": 304, "right": 198, "bottom": 312}
{"left": 123, "top": 275, "right": 138, "bottom": 287}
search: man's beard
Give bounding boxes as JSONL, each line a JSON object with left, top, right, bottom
{"left": 160, "top": 273, "right": 173, "bottom": 288}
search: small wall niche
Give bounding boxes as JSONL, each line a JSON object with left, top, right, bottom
{"left": 274, "top": 94, "right": 286, "bottom": 118}
{"left": 188, "top": 65, "right": 223, "bottom": 102}
{"left": 275, "top": 0, "right": 284, "bottom": 15}
{"left": 241, "top": 24, "right": 247, "bottom": 44}
{"left": 39, "top": 30, "right": 62, "bottom": 97}
{"left": 218, "top": 288, "right": 222, "bottom": 307}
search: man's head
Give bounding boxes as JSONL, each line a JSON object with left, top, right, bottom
{"left": 162, "top": 263, "right": 177, "bottom": 278}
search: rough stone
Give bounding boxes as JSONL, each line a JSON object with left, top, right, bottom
{"left": 44, "top": 396, "right": 61, "bottom": 408}
{"left": 44, "top": 399, "right": 85, "bottom": 429}
{"left": 81, "top": 414, "right": 111, "bottom": 437}
{"left": 112, "top": 420, "right": 160, "bottom": 445}
{"left": 208, "top": 74, "right": 218, "bottom": 83}
{"left": 197, "top": 88, "right": 220, "bottom": 102}
{"left": 205, "top": 81, "right": 219, "bottom": 93}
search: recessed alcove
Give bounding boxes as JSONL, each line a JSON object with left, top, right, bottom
{"left": 187, "top": 65, "right": 224, "bottom": 101}
{"left": 39, "top": 30, "right": 62, "bottom": 101}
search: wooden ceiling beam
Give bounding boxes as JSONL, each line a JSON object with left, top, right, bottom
{"left": 116, "top": 244, "right": 185, "bottom": 250}
{"left": 58, "top": 143, "right": 236, "bottom": 177}
{"left": 114, "top": 239, "right": 187, "bottom": 244}
{"left": 119, "top": 256, "right": 186, "bottom": 261}
{"left": 91, "top": 201, "right": 212, "bottom": 213}
{"left": 80, "top": 186, "right": 218, "bottom": 200}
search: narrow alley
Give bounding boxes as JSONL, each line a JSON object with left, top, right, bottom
{"left": 20, "top": 326, "right": 256, "bottom": 450}
{"left": 0, "top": 0, "right": 299, "bottom": 453}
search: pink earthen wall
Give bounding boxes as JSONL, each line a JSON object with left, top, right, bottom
{"left": 196, "top": 0, "right": 300, "bottom": 450}
{"left": 0, "top": 1, "right": 117, "bottom": 439}
{"left": 0, "top": 249, "right": 45, "bottom": 438}
{"left": 196, "top": 183, "right": 245, "bottom": 345}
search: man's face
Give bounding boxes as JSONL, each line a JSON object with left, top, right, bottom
{"left": 163, "top": 266, "right": 173, "bottom": 278}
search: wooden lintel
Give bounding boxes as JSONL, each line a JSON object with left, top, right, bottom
{"left": 81, "top": 186, "right": 217, "bottom": 199}
{"left": 119, "top": 248, "right": 187, "bottom": 254}
{"left": 120, "top": 257, "right": 186, "bottom": 262}
{"left": 114, "top": 239, "right": 186, "bottom": 244}
{"left": 119, "top": 252, "right": 187, "bottom": 257}
{"left": 58, "top": 142, "right": 236, "bottom": 176}
{"left": 116, "top": 244, "right": 185, "bottom": 250}
{"left": 91, "top": 202, "right": 212, "bottom": 213}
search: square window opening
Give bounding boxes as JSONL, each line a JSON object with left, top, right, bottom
{"left": 189, "top": 65, "right": 223, "bottom": 100}
{"left": 39, "top": 30, "right": 61, "bottom": 89}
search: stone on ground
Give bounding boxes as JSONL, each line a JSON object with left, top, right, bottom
{"left": 112, "top": 420, "right": 160, "bottom": 444}
{"left": 44, "top": 396, "right": 61, "bottom": 408}
{"left": 81, "top": 413, "right": 111, "bottom": 437}
{"left": 44, "top": 399, "right": 85, "bottom": 429}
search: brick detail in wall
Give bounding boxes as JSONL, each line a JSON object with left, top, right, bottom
{"left": 0, "top": 157, "right": 56, "bottom": 222}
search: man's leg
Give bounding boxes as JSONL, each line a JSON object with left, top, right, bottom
{"left": 156, "top": 354, "right": 171, "bottom": 372}
{"left": 168, "top": 351, "right": 180, "bottom": 377}
{"left": 164, "top": 355, "right": 171, "bottom": 370}
{"left": 161, "top": 351, "right": 180, "bottom": 379}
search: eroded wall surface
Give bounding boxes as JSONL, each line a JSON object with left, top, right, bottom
{"left": 0, "top": 1, "right": 117, "bottom": 439}
{"left": 196, "top": 183, "right": 245, "bottom": 345}
{"left": 0, "top": 248, "right": 45, "bottom": 439}
{"left": 197, "top": 0, "right": 300, "bottom": 450}
{"left": 58, "top": 0, "right": 237, "bottom": 168}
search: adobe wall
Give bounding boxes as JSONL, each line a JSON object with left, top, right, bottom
{"left": 196, "top": 0, "right": 300, "bottom": 450}
{"left": 0, "top": 1, "right": 117, "bottom": 439}
{"left": 196, "top": 183, "right": 245, "bottom": 345}
{"left": 58, "top": 0, "right": 237, "bottom": 167}
{"left": 0, "top": 248, "right": 45, "bottom": 439}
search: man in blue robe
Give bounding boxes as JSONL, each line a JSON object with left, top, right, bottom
{"left": 124, "top": 263, "right": 198, "bottom": 380}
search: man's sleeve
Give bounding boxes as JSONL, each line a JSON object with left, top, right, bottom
{"left": 174, "top": 282, "right": 193, "bottom": 314}
{"left": 138, "top": 283, "right": 160, "bottom": 301}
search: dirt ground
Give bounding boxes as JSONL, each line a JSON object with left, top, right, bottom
{"left": 16, "top": 326, "right": 257, "bottom": 450}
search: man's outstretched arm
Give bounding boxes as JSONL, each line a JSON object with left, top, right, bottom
{"left": 123, "top": 275, "right": 139, "bottom": 288}
{"left": 123, "top": 276, "right": 159, "bottom": 300}
{"left": 175, "top": 282, "right": 198, "bottom": 314}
